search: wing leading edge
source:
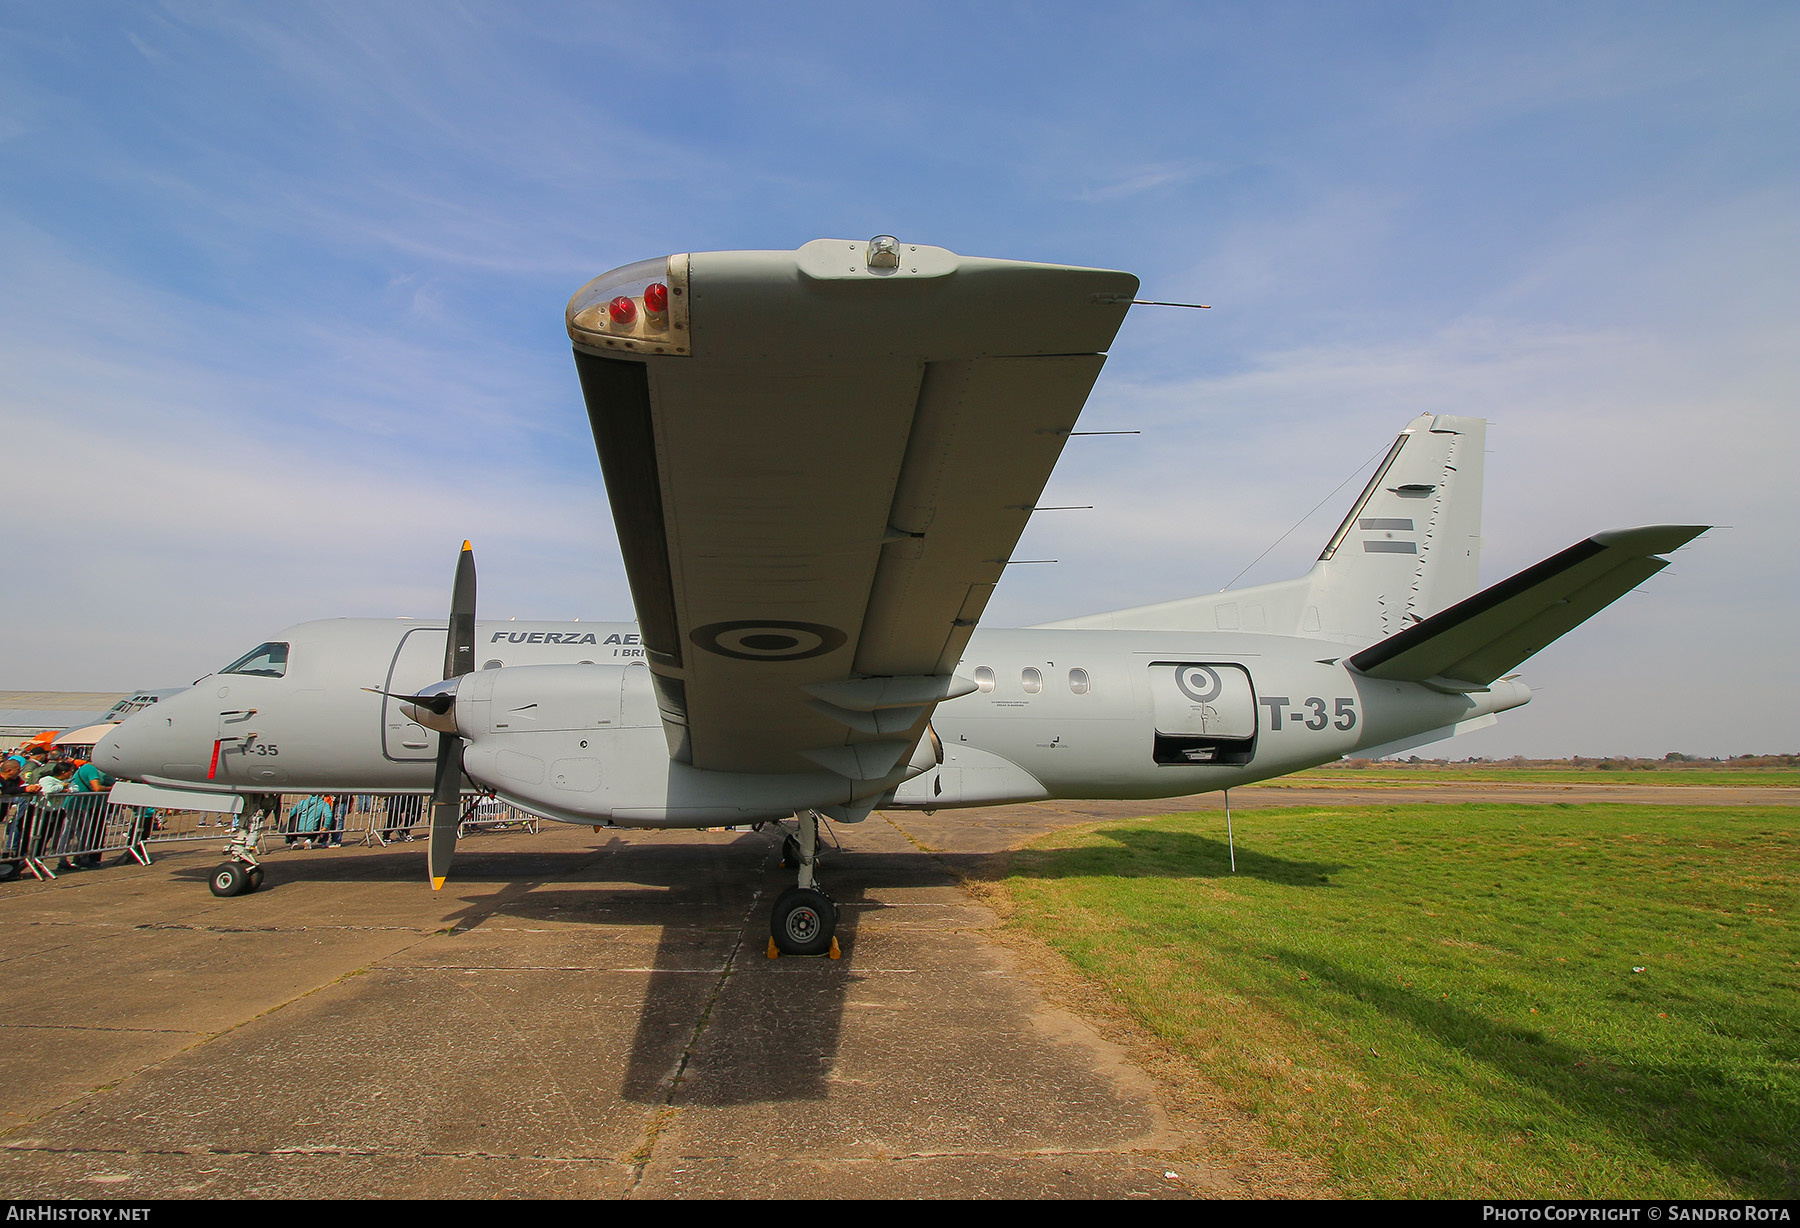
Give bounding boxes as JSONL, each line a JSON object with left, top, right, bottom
{"left": 569, "top": 240, "right": 1137, "bottom": 783}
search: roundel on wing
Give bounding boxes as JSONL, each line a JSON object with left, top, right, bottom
{"left": 690, "top": 620, "right": 848, "bottom": 662}
{"left": 1174, "top": 664, "right": 1224, "bottom": 703}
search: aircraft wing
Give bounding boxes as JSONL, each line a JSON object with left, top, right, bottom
{"left": 1347, "top": 525, "right": 1707, "bottom": 688}
{"left": 567, "top": 239, "right": 1137, "bottom": 780}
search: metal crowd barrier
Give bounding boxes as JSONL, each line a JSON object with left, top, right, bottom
{"left": 1, "top": 791, "right": 153, "bottom": 880}
{"left": 461, "top": 796, "right": 540, "bottom": 838}
{"left": 1, "top": 788, "right": 542, "bottom": 881}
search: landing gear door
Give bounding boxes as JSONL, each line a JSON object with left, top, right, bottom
{"left": 1149, "top": 663, "right": 1257, "bottom": 765}
{"left": 383, "top": 626, "right": 446, "bottom": 761}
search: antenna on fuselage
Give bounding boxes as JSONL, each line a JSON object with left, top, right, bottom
{"left": 1217, "top": 443, "right": 1388, "bottom": 592}
{"left": 1225, "top": 787, "right": 1236, "bottom": 874}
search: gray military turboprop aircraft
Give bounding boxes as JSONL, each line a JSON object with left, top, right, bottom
{"left": 93, "top": 238, "right": 1704, "bottom": 956}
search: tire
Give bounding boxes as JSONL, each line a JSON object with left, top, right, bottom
{"left": 770, "top": 886, "right": 836, "bottom": 957}
{"left": 209, "top": 862, "right": 249, "bottom": 897}
{"left": 247, "top": 867, "right": 265, "bottom": 891}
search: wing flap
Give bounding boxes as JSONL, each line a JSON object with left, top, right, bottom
{"left": 856, "top": 354, "right": 1108, "bottom": 677}
{"left": 1349, "top": 525, "right": 1706, "bottom": 685}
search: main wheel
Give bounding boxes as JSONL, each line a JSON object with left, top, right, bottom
{"left": 209, "top": 862, "right": 250, "bottom": 897}
{"left": 770, "top": 886, "right": 836, "bottom": 957}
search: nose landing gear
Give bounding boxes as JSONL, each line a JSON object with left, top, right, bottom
{"left": 767, "top": 809, "right": 839, "bottom": 959}
{"left": 208, "top": 793, "right": 275, "bottom": 897}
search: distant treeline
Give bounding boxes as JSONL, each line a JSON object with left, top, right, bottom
{"left": 1341, "top": 753, "right": 1798, "bottom": 770}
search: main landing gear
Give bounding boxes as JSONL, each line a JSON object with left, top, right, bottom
{"left": 768, "top": 810, "right": 839, "bottom": 959}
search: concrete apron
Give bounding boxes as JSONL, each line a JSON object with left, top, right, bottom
{"left": 0, "top": 807, "right": 1299, "bottom": 1199}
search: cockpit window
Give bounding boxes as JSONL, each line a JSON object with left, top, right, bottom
{"left": 221, "top": 642, "right": 289, "bottom": 678}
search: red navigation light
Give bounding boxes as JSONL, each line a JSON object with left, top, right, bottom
{"left": 608, "top": 296, "right": 637, "bottom": 327}
{"left": 644, "top": 282, "right": 669, "bottom": 315}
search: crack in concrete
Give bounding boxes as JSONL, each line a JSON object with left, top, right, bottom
{"left": 622, "top": 873, "right": 765, "bottom": 1197}
{"left": 0, "top": 1024, "right": 201, "bottom": 1035}
{"left": 666, "top": 1146, "right": 1188, "bottom": 1162}
{"left": 4, "top": 1142, "right": 628, "bottom": 1161}
{"left": 132, "top": 923, "right": 428, "bottom": 933}
{"left": 367, "top": 965, "right": 734, "bottom": 974}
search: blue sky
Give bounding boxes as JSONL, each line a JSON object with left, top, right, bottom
{"left": 1, "top": 2, "right": 1794, "bottom": 756}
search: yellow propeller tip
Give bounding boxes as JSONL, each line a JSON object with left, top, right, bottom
{"left": 461, "top": 540, "right": 472, "bottom": 551}
{"left": 431, "top": 877, "right": 446, "bottom": 891}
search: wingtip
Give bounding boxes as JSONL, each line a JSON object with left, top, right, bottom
{"left": 1589, "top": 524, "right": 1711, "bottom": 555}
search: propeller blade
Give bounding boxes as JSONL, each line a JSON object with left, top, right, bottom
{"left": 427, "top": 734, "right": 462, "bottom": 891}
{"left": 445, "top": 540, "right": 476, "bottom": 681}
{"left": 360, "top": 686, "right": 454, "bottom": 715}
{"left": 428, "top": 540, "right": 477, "bottom": 891}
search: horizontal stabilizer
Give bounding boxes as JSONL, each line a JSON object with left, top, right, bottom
{"left": 1349, "top": 525, "right": 1706, "bottom": 686}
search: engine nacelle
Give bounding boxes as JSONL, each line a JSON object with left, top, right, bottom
{"left": 452, "top": 664, "right": 933, "bottom": 827}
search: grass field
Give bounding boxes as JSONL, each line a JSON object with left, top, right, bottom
{"left": 1277, "top": 766, "right": 1800, "bottom": 788}
{"left": 994, "top": 803, "right": 1798, "bottom": 1198}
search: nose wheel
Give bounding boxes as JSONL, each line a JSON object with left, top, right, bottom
{"left": 768, "top": 810, "right": 840, "bottom": 958}
{"left": 209, "top": 861, "right": 262, "bottom": 896}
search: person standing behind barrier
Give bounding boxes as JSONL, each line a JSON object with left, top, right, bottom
{"left": 0, "top": 759, "right": 41, "bottom": 881}
{"left": 32, "top": 762, "right": 80, "bottom": 871}
{"left": 62, "top": 759, "right": 112, "bottom": 868}
{"left": 381, "top": 795, "right": 400, "bottom": 843}
{"left": 287, "top": 794, "right": 329, "bottom": 848}
{"left": 325, "top": 793, "right": 347, "bottom": 848}
{"left": 17, "top": 745, "right": 54, "bottom": 786}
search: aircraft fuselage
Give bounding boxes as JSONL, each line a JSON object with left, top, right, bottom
{"left": 95, "top": 616, "right": 1528, "bottom": 827}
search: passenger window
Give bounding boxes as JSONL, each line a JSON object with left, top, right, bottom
{"left": 1069, "top": 668, "right": 1090, "bottom": 695}
{"left": 974, "top": 666, "right": 996, "bottom": 693}
{"left": 220, "top": 642, "right": 288, "bottom": 678}
{"left": 1021, "top": 667, "right": 1043, "bottom": 694}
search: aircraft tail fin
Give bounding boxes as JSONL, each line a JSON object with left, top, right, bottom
{"left": 1039, "top": 413, "right": 1486, "bottom": 642}
{"left": 1348, "top": 525, "right": 1706, "bottom": 688}
{"left": 1312, "top": 412, "right": 1485, "bottom": 636}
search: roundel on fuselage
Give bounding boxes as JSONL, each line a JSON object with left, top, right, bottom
{"left": 1174, "top": 665, "right": 1224, "bottom": 704}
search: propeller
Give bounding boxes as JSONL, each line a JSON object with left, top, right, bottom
{"left": 359, "top": 685, "right": 456, "bottom": 718}
{"left": 427, "top": 541, "right": 477, "bottom": 891}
